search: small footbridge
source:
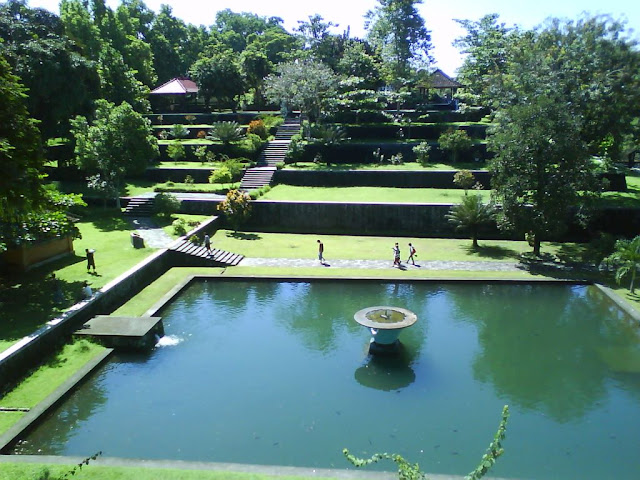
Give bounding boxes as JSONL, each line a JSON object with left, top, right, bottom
{"left": 168, "top": 239, "right": 244, "bottom": 266}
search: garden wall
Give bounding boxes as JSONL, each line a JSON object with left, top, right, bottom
{"left": 1, "top": 237, "right": 74, "bottom": 272}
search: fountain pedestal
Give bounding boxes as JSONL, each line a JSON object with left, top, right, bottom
{"left": 354, "top": 306, "right": 417, "bottom": 355}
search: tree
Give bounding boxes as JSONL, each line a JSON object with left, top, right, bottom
{"left": 0, "top": 0, "right": 100, "bottom": 138}
{"left": 453, "top": 169, "right": 476, "bottom": 195}
{"left": 189, "top": 50, "right": 245, "bottom": 110}
{"left": 98, "top": 44, "right": 150, "bottom": 112}
{"left": 602, "top": 236, "right": 640, "bottom": 293}
{"left": 336, "top": 40, "right": 384, "bottom": 91}
{"left": 446, "top": 194, "right": 495, "bottom": 249}
{"left": 0, "top": 53, "right": 47, "bottom": 222}
{"left": 438, "top": 129, "right": 472, "bottom": 163}
{"left": 493, "top": 16, "right": 640, "bottom": 160}
{"left": 264, "top": 59, "right": 338, "bottom": 121}
{"left": 207, "top": 121, "right": 244, "bottom": 147}
{"left": 365, "top": 0, "right": 433, "bottom": 86}
{"left": 167, "top": 141, "right": 185, "bottom": 162}
{"left": 71, "top": 100, "right": 158, "bottom": 208}
{"left": 217, "top": 189, "right": 251, "bottom": 232}
{"left": 489, "top": 96, "right": 598, "bottom": 256}
{"left": 453, "top": 14, "right": 514, "bottom": 107}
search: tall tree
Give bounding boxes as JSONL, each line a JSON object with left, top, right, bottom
{"left": 98, "top": 44, "right": 150, "bottom": 111}
{"left": 453, "top": 13, "right": 514, "bottom": 107}
{"left": 0, "top": 0, "right": 99, "bottom": 138}
{"left": 148, "top": 5, "right": 188, "bottom": 81}
{"left": 189, "top": 50, "right": 245, "bottom": 111}
{"left": 0, "top": 53, "right": 46, "bottom": 222}
{"left": 365, "top": 0, "right": 432, "bottom": 86}
{"left": 489, "top": 96, "right": 598, "bottom": 256}
{"left": 264, "top": 59, "right": 338, "bottom": 121}
{"left": 71, "top": 100, "right": 158, "bottom": 208}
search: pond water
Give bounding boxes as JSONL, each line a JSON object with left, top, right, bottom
{"left": 13, "top": 281, "right": 640, "bottom": 479}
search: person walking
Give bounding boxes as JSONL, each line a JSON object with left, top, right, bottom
{"left": 85, "top": 248, "right": 96, "bottom": 273}
{"left": 407, "top": 243, "right": 417, "bottom": 265}
{"left": 204, "top": 234, "right": 211, "bottom": 253}
{"left": 317, "top": 239, "right": 325, "bottom": 265}
{"left": 392, "top": 242, "right": 401, "bottom": 267}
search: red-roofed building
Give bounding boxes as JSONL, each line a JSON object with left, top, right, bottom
{"left": 150, "top": 77, "right": 199, "bottom": 96}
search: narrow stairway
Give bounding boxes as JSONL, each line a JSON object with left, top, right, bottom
{"left": 239, "top": 116, "right": 301, "bottom": 191}
{"left": 123, "top": 197, "right": 155, "bottom": 217}
{"left": 169, "top": 239, "right": 244, "bottom": 266}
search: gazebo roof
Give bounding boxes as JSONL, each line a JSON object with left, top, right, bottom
{"left": 421, "top": 69, "right": 463, "bottom": 89}
{"left": 150, "top": 77, "right": 199, "bottom": 95}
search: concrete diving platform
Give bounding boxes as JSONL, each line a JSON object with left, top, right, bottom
{"left": 75, "top": 315, "right": 164, "bottom": 351}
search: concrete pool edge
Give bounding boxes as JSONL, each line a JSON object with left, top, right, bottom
{"left": 0, "top": 348, "right": 114, "bottom": 453}
{"left": 593, "top": 283, "right": 640, "bottom": 323}
{"left": 0, "top": 454, "right": 514, "bottom": 480}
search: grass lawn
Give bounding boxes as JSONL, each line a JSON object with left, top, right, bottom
{"left": 154, "top": 181, "right": 239, "bottom": 193}
{"left": 0, "top": 208, "right": 157, "bottom": 352}
{"left": 284, "top": 161, "right": 487, "bottom": 171}
{"left": 262, "top": 185, "right": 490, "bottom": 203}
{"left": 0, "top": 340, "right": 105, "bottom": 435}
{"left": 0, "top": 463, "right": 324, "bottom": 480}
{"left": 211, "top": 230, "right": 601, "bottom": 263}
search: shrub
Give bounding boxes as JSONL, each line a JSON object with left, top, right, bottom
{"left": 167, "top": 141, "right": 186, "bottom": 162}
{"left": 194, "top": 145, "right": 208, "bottom": 163}
{"left": 172, "top": 218, "right": 187, "bottom": 236}
{"left": 285, "top": 135, "right": 305, "bottom": 164}
{"left": 245, "top": 132, "right": 263, "bottom": 152}
{"left": 158, "top": 129, "right": 168, "bottom": 140}
{"left": 210, "top": 166, "right": 232, "bottom": 185}
{"left": 184, "top": 174, "right": 194, "bottom": 184}
{"left": 207, "top": 121, "right": 244, "bottom": 145}
{"left": 311, "top": 124, "right": 347, "bottom": 144}
{"left": 413, "top": 141, "right": 432, "bottom": 165}
{"left": 184, "top": 115, "right": 197, "bottom": 124}
{"left": 189, "top": 234, "right": 199, "bottom": 244}
{"left": 196, "top": 130, "right": 207, "bottom": 139}
{"left": 276, "top": 161, "right": 285, "bottom": 170}
{"left": 217, "top": 189, "right": 252, "bottom": 232}
{"left": 247, "top": 119, "right": 268, "bottom": 139}
{"left": 170, "top": 124, "right": 189, "bottom": 139}
{"left": 154, "top": 192, "right": 181, "bottom": 217}
{"left": 453, "top": 169, "right": 476, "bottom": 194}
{"left": 225, "top": 158, "right": 245, "bottom": 180}
{"left": 390, "top": 153, "right": 404, "bottom": 165}
{"left": 438, "top": 129, "right": 473, "bottom": 162}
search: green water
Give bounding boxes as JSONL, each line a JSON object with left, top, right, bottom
{"left": 12, "top": 281, "right": 640, "bottom": 479}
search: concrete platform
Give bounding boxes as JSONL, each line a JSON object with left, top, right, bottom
{"left": 75, "top": 315, "right": 164, "bottom": 350}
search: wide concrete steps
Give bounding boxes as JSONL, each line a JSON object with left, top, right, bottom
{"left": 169, "top": 239, "right": 244, "bottom": 266}
{"left": 240, "top": 167, "right": 276, "bottom": 190}
{"left": 124, "top": 197, "right": 154, "bottom": 217}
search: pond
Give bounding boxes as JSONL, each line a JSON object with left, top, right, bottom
{"left": 12, "top": 281, "right": 640, "bottom": 479}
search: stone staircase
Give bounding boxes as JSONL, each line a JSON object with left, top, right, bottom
{"left": 239, "top": 116, "right": 301, "bottom": 191}
{"left": 169, "top": 239, "right": 244, "bottom": 266}
{"left": 123, "top": 197, "right": 155, "bottom": 217}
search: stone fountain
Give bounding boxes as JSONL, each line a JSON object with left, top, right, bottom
{"left": 354, "top": 306, "right": 417, "bottom": 355}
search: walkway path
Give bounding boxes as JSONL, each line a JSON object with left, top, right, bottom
{"left": 127, "top": 217, "right": 174, "bottom": 248}
{"left": 239, "top": 258, "right": 527, "bottom": 271}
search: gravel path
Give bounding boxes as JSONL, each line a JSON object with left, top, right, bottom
{"left": 239, "top": 257, "right": 526, "bottom": 271}
{"left": 128, "top": 218, "right": 174, "bottom": 248}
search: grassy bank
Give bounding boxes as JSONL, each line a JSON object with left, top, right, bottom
{"left": 0, "top": 340, "right": 105, "bottom": 435}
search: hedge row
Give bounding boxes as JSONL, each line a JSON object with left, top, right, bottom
{"left": 342, "top": 124, "right": 488, "bottom": 141}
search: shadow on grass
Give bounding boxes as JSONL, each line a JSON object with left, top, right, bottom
{"left": 90, "top": 210, "right": 135, "bottom": 232}
{"left": 0, "top": 274, "right": 89, "bottom": 346}
{"left": 226, "top": 231, "right": 262, "bottom": 241}
{"left": 464, "top": 244, "right": 521, "bottom": 260}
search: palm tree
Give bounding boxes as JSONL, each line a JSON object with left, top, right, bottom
{"left": 207, "top": 121, "right": 244, "bottom": 147}
{"left": 446, "top": 194, "right": 495, "bottom": 248}
{"left": 602, "top": 236, "right": 640, "bottom": 293}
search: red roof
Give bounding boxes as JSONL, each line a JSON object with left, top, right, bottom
{"left": 150, "top": 77, "right": 199, "bottom": 95}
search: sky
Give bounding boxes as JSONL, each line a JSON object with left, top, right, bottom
{"left": 26, "top": 0, "right": 640, "bottom": 75}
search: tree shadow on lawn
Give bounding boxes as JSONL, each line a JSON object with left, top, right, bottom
{"left": 226, "top": 231, "right": 261, "bottom": 241}
{"left": 463, "top": 244, "right": 521, "bottom": 260}
{"left": 90, "top": 211, "right": 136, "bottom": 232}
{"left": 0, "top": 272, "right": 89, "bottom": 346}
